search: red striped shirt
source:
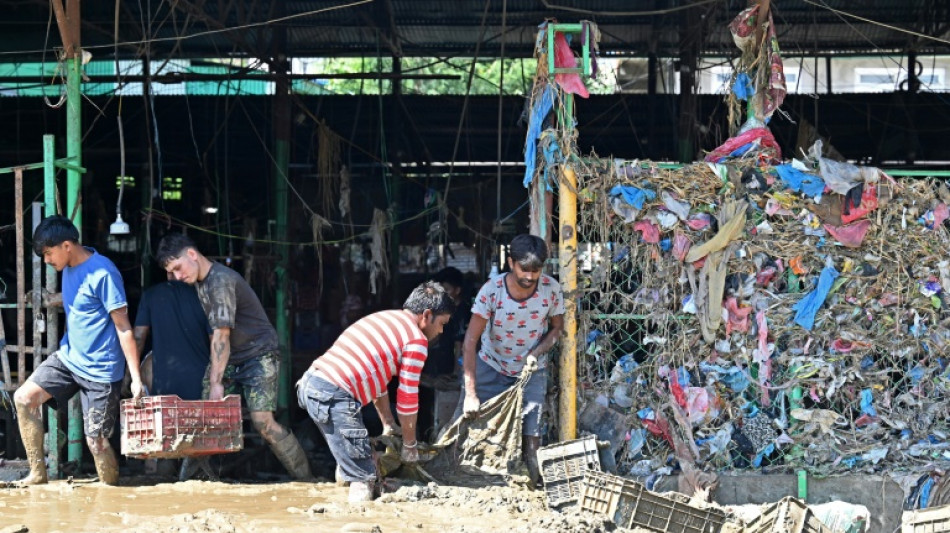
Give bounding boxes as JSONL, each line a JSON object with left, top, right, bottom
{"left": 312, "top": 310, "right": 428, "bottom": 416}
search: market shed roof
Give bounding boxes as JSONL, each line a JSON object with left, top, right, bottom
{"left": 0, "top": 1, "right": 947, "bottom": 61}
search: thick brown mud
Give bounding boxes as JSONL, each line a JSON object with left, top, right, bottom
{"left": 0, "top": 478, "right": 626, "bottom": 533}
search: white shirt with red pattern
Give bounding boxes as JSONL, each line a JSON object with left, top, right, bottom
{"left": 472, "top": 273, "right": 565, "bottom": 377}
{"left": 312, "top": 309, "right": 427, "bottom": 416}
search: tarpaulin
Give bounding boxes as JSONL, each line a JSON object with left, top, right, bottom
{"left": 824, "top": 219, "right": 872, "bottom": 248}
{"left": 774, "top": 164, "right": 825, "bottom": 199}
{"left": 609, "top": 184, "right": 656, "bottom": 210}
{"left": 553, "top": 32, "right": 590, "bottom": 98}
{"left": 793, "top": 265, "right": 840, "bottom": 330}
{"left": 522, "top": 84, "right": 555, "bottom": 187}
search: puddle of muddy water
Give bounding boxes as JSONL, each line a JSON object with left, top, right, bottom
{"left": 0, "top": 478, "right": 577, "bottom": 533}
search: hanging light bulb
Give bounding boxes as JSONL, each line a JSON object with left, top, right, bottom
{"left": 111, "top": 116, "right": 130, "bottom": 235}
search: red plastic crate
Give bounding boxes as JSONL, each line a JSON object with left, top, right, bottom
{"left": 120, "top": 395, "right": 244, "bottom": 459}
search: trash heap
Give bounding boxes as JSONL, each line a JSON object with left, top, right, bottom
{"left": 574, "top": 146, "right": 950, "bottom": 478}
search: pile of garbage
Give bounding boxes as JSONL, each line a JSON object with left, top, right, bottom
{"left": 574, "top": 143, "right": 950, "bottom": 479}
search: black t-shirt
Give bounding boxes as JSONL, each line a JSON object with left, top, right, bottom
{"left": 135, "top": 281, "right": 211, "bottom": 400}
{"left": 423, "top": 300, "right": 471, "bottom": 376}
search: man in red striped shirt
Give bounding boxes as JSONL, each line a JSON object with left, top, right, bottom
{"left": 297, "top": 282, "right": 454, "bottom": 502}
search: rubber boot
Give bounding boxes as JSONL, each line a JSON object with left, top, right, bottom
{"left": 15, "top": 404, "right": 48, "bottom": 485}
{"left": 270, "top": 431, "right": 314, "bottom": 481}
{"left": 92, "top": 448, "right": 120, "bottom": 486}
{"left": 523, "top": 435, "right": 542, "bottom": 488}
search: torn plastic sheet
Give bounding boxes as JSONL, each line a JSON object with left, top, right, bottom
{"left": 553, "top": 31, "right": 590, "bottom": 98}
{"left": 774, "top": 164, "right": 825, "bottom": 199}
{"left": 522, "top": 84, "right": 555, "bottom": 187}
{"left": 793, "top": 265, "right": 840, "bottom": 330}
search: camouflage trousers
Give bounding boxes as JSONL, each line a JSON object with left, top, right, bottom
{"left": 202, "top": 351, "right": 279, "bottom": 412}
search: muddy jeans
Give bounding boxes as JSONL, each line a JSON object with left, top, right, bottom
{"left": 296, "top": 370, "right": 375, "bottom": 482}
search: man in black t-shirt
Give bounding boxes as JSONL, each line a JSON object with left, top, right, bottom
{"left": 134, "top": 279, "right": 211, "bottom": 400}
{"left": 156, "top": 233, "right": 313, "bottom": 481}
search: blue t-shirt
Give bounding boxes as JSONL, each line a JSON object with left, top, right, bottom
{"left": 59, "top": 248, "right": 128, "bottom": 383}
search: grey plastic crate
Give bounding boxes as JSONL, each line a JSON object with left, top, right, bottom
{"left": 905, "top": 505, "right": 950, "bottom": 533}
{"left": 580, "top": 470, "right": 727, "bottom": 533}
{"left": 537, "top": 435, "right": 601, "bottom": 507}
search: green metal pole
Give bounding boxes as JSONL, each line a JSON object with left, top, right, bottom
{"left": 65, "top": 54, "right": 83, "bottom": 468}
{"left": 273, "top": 54, "right": 291, "bottom": 420}
{"left": 43, "top": 135, "right": 61, "bottom": 479}
{"left": 274, "top": 138, "right": 290, "bottom": 418}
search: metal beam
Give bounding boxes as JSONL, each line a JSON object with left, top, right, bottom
{"left": 0, "top": 73, "right": 460, "bottom": 84}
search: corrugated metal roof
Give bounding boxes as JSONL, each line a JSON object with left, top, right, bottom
{"left": 0, "top": 1, "right": 947, "bottom": 60}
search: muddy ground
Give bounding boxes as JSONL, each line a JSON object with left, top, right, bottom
{"left": 0, "top": 476, "right": 638, "bottom": 533}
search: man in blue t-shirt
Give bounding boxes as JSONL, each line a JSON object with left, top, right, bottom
{"left": 13, "top": 216, "right": 143, "bottom": 485}
{"left": 134, "top": 278, "right": 211, "bottom": 401}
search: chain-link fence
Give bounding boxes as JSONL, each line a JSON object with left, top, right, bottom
{"left": 572, "top": 156, "right": 950, "bottom": 482}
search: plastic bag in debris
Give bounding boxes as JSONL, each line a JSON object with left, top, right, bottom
{"left": 723, "top": 297, "right": 752, "bottom": 334}
{"left": 661, "top": 190, "right": 690, "bottom": 220}
{"left": 824, "top": 219, "right": 872, "bottom": 248}
{"left": 774, "top": 164, "right": 825, "bottom": 199}
{"left": 610, "top": 184, "right": 656, "bottom": 210}
{"left": 733, "top": 72, "right": 753, "bottom": 100}
{"left": 841, "top": 183, "right": 879, "bottom": 224}
{"left": 704, "top": 127, "right": 782, "bottom": 164}
{"left": 656, "top": 211, "right": 679, "bottom": 229}
{"left": 673, "top": 233, "right": 691, "bottom": 262}
{"left": 609, "top": 195, "right": 639, "bottom": 223}
{"left": 792, "top": 265, "right": 840, "bottom": 330}
{"left": 633, "top": 220, "right": 660, "bottom": 243}
{"left": 809, "top": 501, "right": 871, "bottom": 533}
{"left": 699, "top": 362, "right": 750, "bottom": 392}
{"left": 553, "top": 31, "right": 590, "bottom": 98}
{"left": 921, "top": 202, "right": 949, "bottom": 229}
{"left": 626, "top": 428, "right": 647, "bottom": 460}
{"left": 816, "top": 148, "right": 882, "bottom": 195}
